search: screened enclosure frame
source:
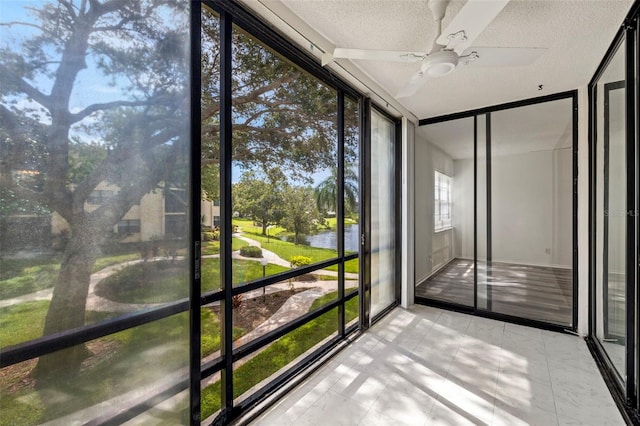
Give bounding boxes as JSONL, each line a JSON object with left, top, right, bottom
{"left": 0, "top": 0, "right": 404, "bottom": 424}
{"left": 587, "top": 2, "right": 640, "bottom": 423}
{"left": 416, "top": 90, "right": 579, "bottom": 334}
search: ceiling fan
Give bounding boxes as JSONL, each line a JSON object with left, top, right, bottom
{"left": 321, "top": 0, "right": 546, "bottom": 98}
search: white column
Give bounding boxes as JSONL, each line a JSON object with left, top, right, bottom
{"left": 401, "top": 117, "right": 416, "bottom": 308}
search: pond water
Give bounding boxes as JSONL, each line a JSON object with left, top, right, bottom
{"left": 283, "top": 223, "right": 360, "bottom": 252}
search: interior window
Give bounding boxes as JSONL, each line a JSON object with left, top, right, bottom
{"left": 434, "top": 171, "right": 452, "bottom": 231}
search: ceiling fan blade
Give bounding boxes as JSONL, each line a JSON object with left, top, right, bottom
{"left": 460, "top": 47, "right": 546, "bottom": 67}
{"left": 326, "top": 48, "right": 427, "bottom": 65}
{"left": 437, "top": 0, "right": 510, "bottom": 55}
{"left": 396, "top": 70, "right": 429, "bottom": 98}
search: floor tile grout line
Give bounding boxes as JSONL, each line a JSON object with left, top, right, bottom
{"left": 541, "top": 331, "right": 562, "bottom": 426}
{"left": 488, "top": 321, "right": 507, "bottom": 426}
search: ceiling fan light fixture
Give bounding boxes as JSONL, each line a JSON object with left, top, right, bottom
{"left": 422, "top": 50, "right": 459, "bottom": 77}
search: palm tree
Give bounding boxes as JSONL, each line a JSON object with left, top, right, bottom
{"left": 314, "top": 164, "right": 358, "bottom": 215}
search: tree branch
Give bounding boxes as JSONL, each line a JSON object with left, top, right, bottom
{"left": 59, "top": 0, "right": 78, "bottom": 21}
{"left": 0, "top": 63, "right": 51, "bottom": 108}
{"left": 232, "top": 72, "right": 300, "bottom": 107}
{"left": 70, "top": 99, "right": 155, "bottom": 123}
{"left": 0, "top": 22, "right": 45, "bottom": 31}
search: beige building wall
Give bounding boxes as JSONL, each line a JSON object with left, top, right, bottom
{"left": 50, "top": 182, "right": 168, "bottom": 243}
{"left": 201, "top": 200, "right": 220, "bottom": 228}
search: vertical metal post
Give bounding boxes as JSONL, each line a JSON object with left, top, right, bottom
{"left": 219, "top": 8, "right": 234, "bottom": 418}
{"left": 189, "top": 2, "right": 202, "bottom": 424}
{"left": 624, "top": 21, "right": 637, "bottom": 407}
{"left": 572, "top": 92, "right": 579, "bottom": 330}
{"left": 473, "top": 115, "right": 478, "bottom": 310}
{"left": 337, "top": 92, "right": 346, "bottom": 336}
{"left": 486, "top": 112, "right": 493, "bottom": 311}
{"left": 361, "top": 97, "right": 371, "bottom": 329}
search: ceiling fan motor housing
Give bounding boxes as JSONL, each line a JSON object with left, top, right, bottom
{"left": 422, "top": 50, "right": 459, "bottom": 77}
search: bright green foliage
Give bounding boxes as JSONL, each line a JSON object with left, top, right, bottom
{"left": 290, "top": 255, "right": 312, "bottom": 268}
{"left": 233, "top": 170, "right": 286, "bottom": 236}
{"left": 281, "top": 186, "right": 324, "bottom": 244}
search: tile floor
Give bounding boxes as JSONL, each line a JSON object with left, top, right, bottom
{"left": 251, "top": 305, "right": 625, "bottom": 426}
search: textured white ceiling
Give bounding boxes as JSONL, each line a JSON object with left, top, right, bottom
{"left": 273, "top": 0, "right": 633, "bottom": 119}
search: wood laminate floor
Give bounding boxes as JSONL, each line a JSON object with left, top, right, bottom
{"left": 415, "top": 258, "right": 573, "bottom": 326}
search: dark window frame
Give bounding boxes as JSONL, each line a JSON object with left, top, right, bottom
{"left": 586, "top": 3, "right": 640, "bottom": 423}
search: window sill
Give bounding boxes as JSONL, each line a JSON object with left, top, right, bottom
{"left": 434, "top": 226, "right": 453, "bottom": 233}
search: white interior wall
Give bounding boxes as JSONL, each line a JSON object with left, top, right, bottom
{"left": 490, "top": 144, "right": 572, "bottom": 268}
{"left": 414, "top": 138, "right": 455, "bottom": 284}
{"left": 453, "top": 158, "right": 474, "bottom": 260}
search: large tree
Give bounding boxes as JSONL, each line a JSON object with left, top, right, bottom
{"left": 281, "top": 186, "right": 323, "bottom": 245}
{"left": 0, "top": 0, "right": 346, "bottom": 383}
{"left": 233, "top": 168, "right": 285, "bottom": 235}
{"left": 1, "top": 0, "right": 191, "bottom": 381}
{"left": 200, "top": 7, "right": 340, "bottom": 197}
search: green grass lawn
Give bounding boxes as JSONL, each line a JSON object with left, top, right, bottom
{"left": 0, "top": 311, "right": 192, "bottom": 425}
{"left": 0, "top": 306, "right": 240, "bottom": 424}
{"left": 323, "top": 216, "right": 358, "bottom": 230}
{"left": 232, "top": 219, "right": 288, "bottom": 237}
{"left": 0, "top": 252, "right": 141, "bottom": 301}
{"left": 242, "top": 233, "right": 337, "bottom": 265}
{"left": 93, "top": 258, "right": 290, "bottom": 303}
{"left": 201, "top": 237, "right": 248, "bottom": 256}
{"left": 201, "top": 258, "right": 290, "bottom": 292}
{"left": 0, "top": 287, "right": 360, "bottom": 424}
{"left": 201, "top": 291, "right": 359, "bottom": 418}
{"left": 240, "top": 233, "right": 358, "bottom": 274}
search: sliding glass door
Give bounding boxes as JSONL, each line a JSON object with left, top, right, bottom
{"left": 414, "top": 117, "right": 475, "bottom": 307}
{"left": 592, "top": 34, "right": 629, "bottom": 385}
{"left": 415, "top": 94, "right": 577, "bottom": 331}
{"left": 369, "top": 109, "right": 399, "bottom": 318}
{"left": 588, "top": 9, "right": 639, "bottom": 416}
{"left": 485, "top": 99, "right": 574, "bottom": 326}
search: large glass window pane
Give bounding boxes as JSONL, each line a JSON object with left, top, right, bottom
{"left": 594, "top": 40, "right": 626, "bottom": 376}
{"left": 345, "top": 97, "right": 360, "bottom": 295}
{"left": 201, "top": 6, "right": 221, "bottom": 300}
{"left": 487, "top": 98, "right": 574, "bottom": 326}
{"left": 415, "top": 117, "right": 475, "bottom": 307}
{"left": 370, "top": 110, "right": 397, "bottom": 316}
{"left": 0, "top": 1, "right": 190, "bottom": 423}
{"left": 230, "top": 26, "right": 338, "bottom": 286}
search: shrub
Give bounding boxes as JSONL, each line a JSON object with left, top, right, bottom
{"left": 290, "top": 255, "right": 312, "bottom": 268}
{"left": 240, "top": 246, "right": 262, "bottom": 258}
{"left": 202, "top": 230, "right": 219, "bottom": 242}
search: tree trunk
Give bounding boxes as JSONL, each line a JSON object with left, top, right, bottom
{"left": 261, "top": 221, "right": 267, "bottom": 236}
{"left": 33, "top": 222, "right": 100, "bottom": 384}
